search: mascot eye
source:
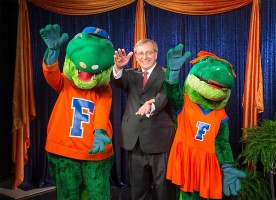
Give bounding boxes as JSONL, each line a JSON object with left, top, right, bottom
{"left": 201, "top": 56, "right": 209, "bottom": 61}
{"left": 106, "top": 40, "right": 114, "bottom": 47}
{"left": 74, "top": 33, "right": 82, "bottom": 39}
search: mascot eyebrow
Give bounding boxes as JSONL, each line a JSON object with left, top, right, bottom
{"left": 164, "top": 44, "right": 246, "bottom": 199}
{"left": 190, "top": 51, "right": 236, "bottom": 78}
{"left": 39, "top": 24, "right": 115, "bottom": 200}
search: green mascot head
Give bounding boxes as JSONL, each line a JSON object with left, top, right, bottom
{"left": 185, "top": 51, "right": 236, "bottom": 110}
{"left": 63, "top": 27, "right": 115, "bottom": 89}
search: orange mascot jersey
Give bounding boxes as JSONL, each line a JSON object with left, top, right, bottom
{"left": 166, "top": 93, "right": 228, "bottom": 199}
{"left": 43, "top": 61, "right": 113, "bottom": 161}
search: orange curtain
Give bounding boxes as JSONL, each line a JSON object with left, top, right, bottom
{"left": 29, "top": 0, "right": 136, "bottom": 15}
{"left": 242, "top": 0, "right": 264, "bottom": 129}
{"left": 145, "top": 0, "right": 252, "bottom": 15}
{"left": 132, "top": 0, "right": 147, "bottom": 68}
{"left": 12, "top": 0, "right": 36, "bottom": 189}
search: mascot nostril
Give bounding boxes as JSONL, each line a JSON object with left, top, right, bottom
{"left": 91, "top": 64, "right": 99, "bottom": 70}
{"left": 164, "top": 45, "right": 246, "bottom": 199}
{"left": 39, "top": 24, "right": 114, "bottom": 200}
{"left": 79, "top": 61, "right": 87, "bottom": 68}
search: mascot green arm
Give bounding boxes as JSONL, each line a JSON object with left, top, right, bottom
{"left": 215, "top": 122, "right": 234, "bottom": 164}
{"left": 164, "top": 73, "right": 184, "bottom": 113}
{"left": 216, "top": 122, "right": 247, "bottom": 197}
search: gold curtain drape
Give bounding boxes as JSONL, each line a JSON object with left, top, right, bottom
{"left": 12, "top": 0, "right": 36, "bottom": 189}
{"left": 145, "top": 0, "right": 252, "bottom": 15}
{"left": 29, "top": 0, "right": 136, "bottom": 15}
{"left": 242, "top": 0, "right": 264, "bottom": 129}
{"left": 13, "top": 0, "right": 263, "bottom": 189}
{"left": 132, "top": 0, "right": 147, "bottom": 68}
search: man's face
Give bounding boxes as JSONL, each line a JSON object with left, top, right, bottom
{"left": 135, "top": 42, "right": 157, "bottom": 71}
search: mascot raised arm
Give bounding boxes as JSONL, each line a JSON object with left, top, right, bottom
{"left": 164, "top": 44, "right": 246, "bottom": 199}
{"left": 39, "top": 24, "right": 114, "bottom": 200}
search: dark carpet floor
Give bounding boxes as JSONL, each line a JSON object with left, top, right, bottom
{"left": 0, "top": 177, "right": 131, "bottom": 200}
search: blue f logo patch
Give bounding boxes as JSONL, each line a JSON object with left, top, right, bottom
{"left": 195, "top": 121, "right": 211, "bottom": 141}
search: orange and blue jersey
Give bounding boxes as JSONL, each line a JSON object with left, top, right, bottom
{"left": 43, "top": 61, "right": 113, "bottom": 161}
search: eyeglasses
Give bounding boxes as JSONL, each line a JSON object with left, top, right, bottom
{"left": 135, "top": 50, "right": 156, "bottom": 58}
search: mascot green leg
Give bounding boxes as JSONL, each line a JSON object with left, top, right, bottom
{"left": 47, "top": 153, "right": 113, "bottom": 200}
{"left": 80, "top": 183, "right": 89, "bottom": 200}
{"left": 180, "top": 190, "right": 209, "bottom": 200}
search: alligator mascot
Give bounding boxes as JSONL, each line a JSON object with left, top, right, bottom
{"left": 39, "top": 24, "right": 114, "bottom": 200}
{"left": 164, "top": 44, "right": 246, "bottom": 200}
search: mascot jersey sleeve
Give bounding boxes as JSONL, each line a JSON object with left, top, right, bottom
{"left": 166, "top": 93, "right": 228, "bottom": 199}
{"left": 43, "top": 61, "right": 113, "bottom": 161}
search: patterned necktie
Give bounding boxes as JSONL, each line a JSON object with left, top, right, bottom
{"left": 142, "top": 71, "right": 148, "bottom": 90}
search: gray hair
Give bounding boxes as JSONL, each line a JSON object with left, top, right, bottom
{"left": 134, "top": 39, "right": 158, "bottom": 53}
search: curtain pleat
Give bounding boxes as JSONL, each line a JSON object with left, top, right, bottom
{"left": 242, "top": 0, "right": 264, "bottom": 129}
{"left": 145, "top": 0, "right": 252, "bottom": 15}
{"left": 132, "top": 0, "right": 147, "bottom": 68}
{"left": 12, "top": 0, "right": 36, "bottom": 189}
{"left": 29, "top": 0, "right": 136, "bottom": 15}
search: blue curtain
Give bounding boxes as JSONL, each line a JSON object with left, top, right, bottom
{"left": 22, "top": 0, "right": 276, "bottom": 190}
{"left": 261, "top": 0, "right": 276, "bottom": 120}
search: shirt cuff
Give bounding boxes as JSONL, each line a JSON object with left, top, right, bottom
{"left": 146, "top": 103, "right": 155, "bottom": 118}
{"left": 113, "top": 66, "right": 123, "bottom": 79}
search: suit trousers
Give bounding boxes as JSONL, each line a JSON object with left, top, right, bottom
{"left": 128, "top": 140, "right": 177, "bottom": 200}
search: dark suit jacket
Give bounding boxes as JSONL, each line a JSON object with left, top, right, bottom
{"left": 111, "top": 64, "right": 176, "bottom": 154}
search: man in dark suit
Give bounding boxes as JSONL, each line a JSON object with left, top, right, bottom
{"left": 111, "top": 39, "right": 176, "bottom": 200}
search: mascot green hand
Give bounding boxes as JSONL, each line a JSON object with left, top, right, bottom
{"left": 40, "top": 24, "right": 69, "bottom": 65}
{"left": 40, "top": 24, "right": 114, "bottom": 200}
{"left": 89, "top": 129, "right": 111, "bottom": 154}
{"left": 166, "top": 43, "right": 191, "bottom": 82}
{"left": 164, "top": 45, "right": 246, "bottom": 200}
{"left": 222, "top": 163, "right": 246, "bottom": 196}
